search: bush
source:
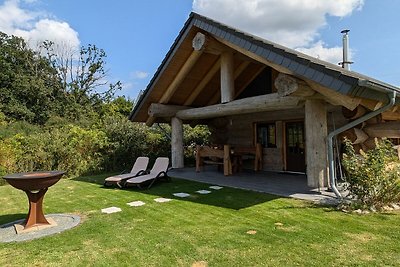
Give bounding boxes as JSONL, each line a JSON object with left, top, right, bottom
{"left": 342, "top": 138, "right": 400, "bottom": 209}
{"left": 0, "top": 115, "right": 211, "bottom": 184}
{"left": 0, "top": 125, "right": 110, "bottom": 180}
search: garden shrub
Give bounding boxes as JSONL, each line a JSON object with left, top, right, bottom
{"left": 0, "top": 114, "right": 211, "bottom": 185}
{"left": 342, "top": 138, "right": 400, "bottom": 209}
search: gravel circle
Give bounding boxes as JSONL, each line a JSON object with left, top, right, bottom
{"left": 0, "top": 214, "right": 80, "bottom": 243}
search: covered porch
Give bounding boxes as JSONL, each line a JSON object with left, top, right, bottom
{"left": 130, "top": 13, "right": 400, "bottom": 198}
{"left": 169, "top": 167, "right": 341, "bottom": 205}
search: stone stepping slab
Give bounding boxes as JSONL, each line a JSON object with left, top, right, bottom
{"left": 196, "top": 190, "right": 211, "bottom": 194}
{"left": 173, "top": 192, "right": 191, "bottom": 198}
{"left": 127, "top": 201, "right": 146, "bottom": 207}
{"left": 154, "top": 197, "right": 172, "bottom": 203}
{"left": 209, "top": 186, "right": 223, "bottom": 190}
{"left": 101, "top": 207, "right": 122, "bottom": 214}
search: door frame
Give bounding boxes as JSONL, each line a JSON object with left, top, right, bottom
{"left": 283, "top": 120, "right": 306, "bottom": 172}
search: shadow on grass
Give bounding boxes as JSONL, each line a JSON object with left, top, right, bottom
{"left": 0, "top": 214, "right": 25, "bottom": 226}
{"left": 72, "top": 174, "right": 280, "bottom": 210}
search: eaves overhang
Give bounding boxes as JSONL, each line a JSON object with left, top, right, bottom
{"left": 129, "top": 12, "right": 400, "bottom": 121}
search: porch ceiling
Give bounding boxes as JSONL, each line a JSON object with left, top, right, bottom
{"left": 133, "top": 26, "right": 267, "bottom": 123}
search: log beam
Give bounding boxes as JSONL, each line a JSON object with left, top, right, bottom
{"left": 146, "top": 42, "right": 204, "bottom": 126}
{"left": 364, "top": 121, "right": 400, "bottom": 138}
{"left": 381, "top": 110, "right": 400, "bottom": 121}
{"left": 192, "top": 32, "right": 228, "bottom": 55}
{"left": 171, "top": 117, "right": 184, "bottom": 168}
{"left": 184, "top": 58, "right": 221, "bottom": 106}
{"left": 148, "top": 103, "right": 189, "bottom": 118}
{"left": 215, "top": 36, "right": 294, "bottom": 76}
{"left": 340, "top": 128, "right": 369, "bottom": 144}
{"left": 305, "top": 99, "right": 328, "bottom": 188}
{"left": 274, "top": 73, "right": 315, "bottom": 97}
{"left": 306, "top": 80, "right": 361, "bottom": 110}
{"left": 342, "top": 105, "right": 367, "bottom": 120}
{"left": 176, "top": 93, "right": 302, "bottom": 120}
{"left": 360, "top": 99, "right": 383, "bottom": 111}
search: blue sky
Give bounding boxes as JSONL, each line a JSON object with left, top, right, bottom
{"left": 1, "top": 0, "right": 399, "bottom": 99}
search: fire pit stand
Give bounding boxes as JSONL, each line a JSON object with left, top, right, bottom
{"left": 3, "top": 171, "right": 65, "bottom": 231}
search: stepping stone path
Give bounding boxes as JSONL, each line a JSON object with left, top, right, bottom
{"left": 196, "top": 190, "right": 211, "bottom": 194}
{"left": 173, "top": 192, "right": 191, "bottom": 198}
{"left": 209, "top": 186, "right": 223, "bottom": 190}
{"left": 154, "top": 197, "right": 172, "bottom": 203}
{"left": 127, "top": 201, "right": 146, "bottom": 207}
{"left": 101, "top": 207, "right": 122, "bottom": 214}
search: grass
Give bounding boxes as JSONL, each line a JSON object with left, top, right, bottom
{"left": 0, "top": 173, "right": 399, "bottom": 267}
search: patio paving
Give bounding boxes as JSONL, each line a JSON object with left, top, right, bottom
{"left": 169, "top": 167, "right": 342, "bottom": 205}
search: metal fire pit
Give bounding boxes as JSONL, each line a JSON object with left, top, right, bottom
{"left": 3, "top": 171, "right": 65, "bottom": 230}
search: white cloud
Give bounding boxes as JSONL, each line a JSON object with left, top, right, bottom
{"left": 0, "top": 0, "right": 79, "bottom": 50}
{"left": 130, "top": 71, "right": 149, "bottom": 79}
{"left": 121, "top": 82, "right": 134, "bottom": 90}
{"left": 296, "top": 41, "right": 348, "bottom": 65}
{"left": 193, "top": 0, "right": 363, "bottom": 63}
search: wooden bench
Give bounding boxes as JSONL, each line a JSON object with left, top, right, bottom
{"left": 196, "top": 145, "right": 232, "bottom": 175}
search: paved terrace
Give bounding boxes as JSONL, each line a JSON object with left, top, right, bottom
{"left": 169, "top": 167, "right": 342, "bottom": 205}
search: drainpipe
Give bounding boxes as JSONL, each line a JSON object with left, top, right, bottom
{"left": 327, "top": 90, "right": 397, "bottom": 198}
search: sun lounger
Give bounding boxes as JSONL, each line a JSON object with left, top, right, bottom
{"left": 122, "top": 157, "right": 170, "bottom": 189}
{"left": 103, "top": 157, "right": 149, "bottom": 187}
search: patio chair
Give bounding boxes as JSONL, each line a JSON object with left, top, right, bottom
{"left": 103, "top": 157, "right": 149, "bottom": 187}
{"left": 122, "top": 157, "right": 171, "bottom": 189}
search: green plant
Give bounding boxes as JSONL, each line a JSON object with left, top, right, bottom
{"left": 342, "top": 138, "right": 400, "bottom": 209}
{"left": 1, "top": 175, "right": 399, "bottom": 266}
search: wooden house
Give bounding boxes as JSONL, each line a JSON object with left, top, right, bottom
{"left": 129, "top": 12, "right": 400, "bottom": 194}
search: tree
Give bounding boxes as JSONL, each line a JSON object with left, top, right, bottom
{"left": 41, "top": 41, "right": 122, "bottom": 120}
{"left": 0, "top": 32, "right": 63, "bottom": 124}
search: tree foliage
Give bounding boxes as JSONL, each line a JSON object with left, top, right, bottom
{"left": 41, "top": 41, "right": 121, "bottom": 120}
{"left": 0, "top": 32, "right": 62, "bottom": 124}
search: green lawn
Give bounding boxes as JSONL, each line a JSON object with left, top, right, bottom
{"left": 0, "top": 174, "right": 399, "bottom": 267}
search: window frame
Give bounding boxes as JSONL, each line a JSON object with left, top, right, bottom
{"left": 256, "top": 122, "right": 277, "bottom": 148}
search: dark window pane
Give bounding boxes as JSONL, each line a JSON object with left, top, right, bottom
{"left": 257, "top": 123, "right": 276, "bottom": 148}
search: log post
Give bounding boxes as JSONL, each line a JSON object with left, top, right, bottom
{"left": 305, "top": 99, "right": 328, "bottom": 188}
{"left": 220, "top": 51, "right": 234, "bottom": 103}
{"left": 223, "top": 144, "right": 232, "bottom": 176}
{"left": 171, "top": 117, "right": 184, "bottom": 168}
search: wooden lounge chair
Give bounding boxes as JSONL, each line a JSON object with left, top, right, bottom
{"left": 103, "top": 157, "right": 149, "bottom": 187}
{"left": 122, "top": 157, "right": 170, "bottom": 189}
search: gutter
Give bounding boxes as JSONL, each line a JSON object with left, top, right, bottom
{"left": 327, "top": 85, "right": 397, "bottom": 198}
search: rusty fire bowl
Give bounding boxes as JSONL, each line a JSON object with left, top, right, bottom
{"left": 3, "top": 171, "right": 66, "bottom": 231}
{"left": 3, "top": 171, "right": 65, "bottom": 191}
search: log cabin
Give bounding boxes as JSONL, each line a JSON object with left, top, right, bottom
{"left": 129, "top": 12, "right": 400, "bottom": 195}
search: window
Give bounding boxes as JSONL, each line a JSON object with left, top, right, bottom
{"left": 257, "top": 123, "right": 276, "bottom": 148}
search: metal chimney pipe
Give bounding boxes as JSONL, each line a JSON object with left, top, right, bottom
{"left": 340, "top": 29, "right": 352, "bottom": 70}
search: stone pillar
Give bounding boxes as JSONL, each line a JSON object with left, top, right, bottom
{"left": 305, "top": 99, "right": 328, "bottom": 188}
{"left": 171, "top": 117, "right": 184, "bottom": 168}
{"left": 220, "top": 51, "right": 234, "bottom": 103}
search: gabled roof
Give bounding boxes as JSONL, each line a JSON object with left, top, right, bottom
{"left": 129, "top": 12, "right": 399, "bottom": 122}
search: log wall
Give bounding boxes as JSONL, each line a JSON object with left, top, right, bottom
{"left": 208, "top": 106, "right": 348, "bottom": 172}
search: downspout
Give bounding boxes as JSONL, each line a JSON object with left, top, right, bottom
{"left": 327, "top": 90, "right": 397, "bottom": 198}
